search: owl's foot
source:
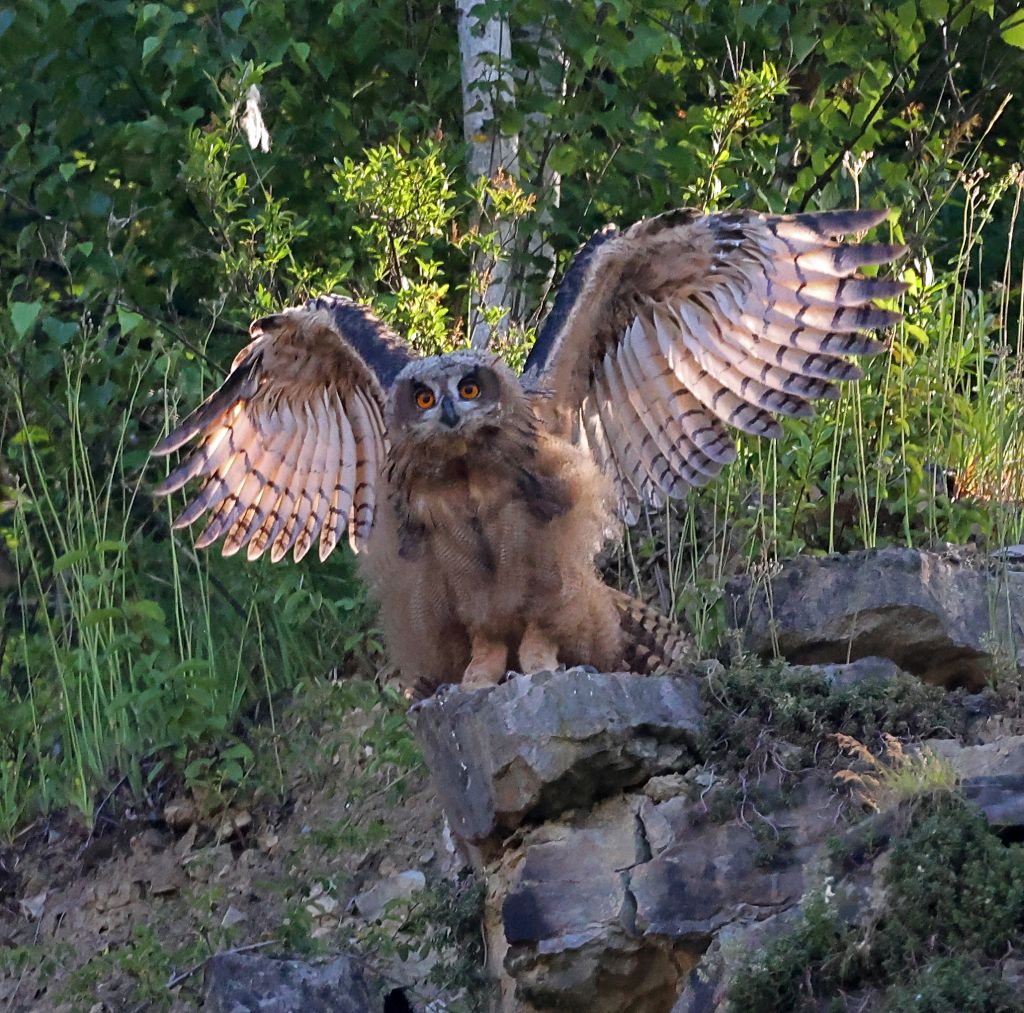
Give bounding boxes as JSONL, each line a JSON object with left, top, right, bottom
{"left": 462, "top": 638, "right": 509, "bottom": 689}
{"left": 518, "top": 625, "right": 560, "bottom": 674}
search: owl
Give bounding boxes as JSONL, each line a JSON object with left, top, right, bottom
{"left": 152, "top": 208, "right": 905, "bottom": 693}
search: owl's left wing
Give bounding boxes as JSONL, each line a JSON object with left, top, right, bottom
{"left": 523, "top": 208, "right": 907, "bottom": 521}
{"left": 152, "top": 295, "right": 414, "bottom": 561}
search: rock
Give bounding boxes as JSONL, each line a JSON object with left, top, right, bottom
{"left": 926, "top": 736, "right": 1024, "bottom": 828}
{"left": 414, "top": 668, "right": 704, "bottom": 844}
{"left": 203, "top": 952, "right": 380, "bottom": 1013}
{"left": 727, "top": 547, "right": 1024, "bottom": 690}
{"left": 19, "top": 890, "right": 46, "bottom": 921}
{"left": 220, "top": 905, "right": 247, "bottom": 929}
{"left": 1002, "top": 957, "right": 1024, "bottom": 989}
{"left": 491, "top": 773, "right": 847, "bottom": 1012}
{"left": 349, "top": 870, "right": 426, "bottom": 921}
{"left": 643, "top": 773, "right": 689, "bottom": 803}
{"left": 162, "top": 797, "right": 198, "bottom": 830}
{"left": 671, "top": 909, "right": 800, "bottom": 1013}
{"left": 791, "top": 655, "right": 905, "bottom": 691}
{"left": 497, "top": 797, "right": 696, "bottom": 1013}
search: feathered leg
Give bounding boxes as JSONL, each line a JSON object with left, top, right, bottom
{"left": 462, "top": 636, "right": 508, "bottom": 689}
{"left": 518, "top": 623, "right": 560, "bottom": 674}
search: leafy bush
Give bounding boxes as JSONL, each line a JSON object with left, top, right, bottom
{"left": 729, "top": 798, "right": 1024, "bottom": 1012}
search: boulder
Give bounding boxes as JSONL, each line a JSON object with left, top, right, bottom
{"left": 496, "top": 795, "right": 696, "bottom": 1013}
{"left": 204, "top": 952, "right": 380, "bottom": 1013}
{"left": 413, "top": 668, "right": 703, "bottom": 845}
{"left": 726, "top": 547, "right": 1024, "bottom": 690}
{"left": 927, "top": 735, "right": 1024, "bottom": 829}
{"left": 491, "top": 773, "right": 846, "bottom": 1012}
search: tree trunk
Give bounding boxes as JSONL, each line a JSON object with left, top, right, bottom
{"left": 456, "top": 0, "right": 519, "bottom": 348}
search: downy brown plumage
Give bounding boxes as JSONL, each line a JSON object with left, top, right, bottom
{"left": 152, "top": 208, "right": 906, "bottom": 692}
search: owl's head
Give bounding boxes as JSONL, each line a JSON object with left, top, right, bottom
{"left": 388, "top": 351, "right": 521, "bottom": 444}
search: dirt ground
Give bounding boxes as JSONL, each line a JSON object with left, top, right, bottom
{"left": 0, "top": 678, "right": 461, "bottom": 1012}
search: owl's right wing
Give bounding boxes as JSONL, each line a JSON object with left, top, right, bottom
{"left": 522, "top": 208, "right": 907, "bottom": 522}
{"left": 152, "top": 295, "right": 415, "bottom": 562}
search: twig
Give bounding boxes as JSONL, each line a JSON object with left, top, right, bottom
{"left": 798, "top": 79, "right": 901, "bottom": 213}
{"left": 75, "top": 772, "right": 130, "bottom": 859}
{"left": 166, "top": 939, "right": 275, "bottom": 990}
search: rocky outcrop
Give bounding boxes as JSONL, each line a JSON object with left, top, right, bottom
{"left": 726, "top": 547, "right": 1024, "bottom": 690}
{"left": 412, "top": 548, "right": 1024, "bottom": 1011}
{"left": 927, "top": 735, "right": 1024, "bottom": 829}
{"left": 414, "top": 669, "right": 703, "bottom": 847}
{"left": 413, "top": 665, "right": 893, "bottom": 1012}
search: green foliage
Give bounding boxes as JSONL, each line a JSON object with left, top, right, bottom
{"left": 728, "top": 798, "right": 1024, "bottom": 1012}
{"left": 876, "top": 799, "right": 1024, "bottom": 972}
{"left": 354, "top": 873, "right": 491, "bottom": 1011}
{"left": 60, "top": 921, "right": 209, "bottom": 1011}
{"left": 2, "top": 0, "right": 1023, "bottom": 836}
{"left": 727, "top": 892, "right": 850, "bottom": 1012}
{"left": 885, "top": 957, "right": 1020, "bottom": 1013}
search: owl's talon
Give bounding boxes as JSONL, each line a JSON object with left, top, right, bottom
{"left": 462, "top": 637, "right": 508, "bottom": 689}
{"left": 518, "top": 624, "right": 560, "bottom": 674}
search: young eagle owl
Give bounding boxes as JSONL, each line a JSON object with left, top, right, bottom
{"left": 152, "top": 208, "right": 905, "bottom": 693}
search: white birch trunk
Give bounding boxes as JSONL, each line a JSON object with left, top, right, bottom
{"left": 518, "top": 20, "right": 565, "bottom": 324}
{"left": 456, "top": 0, "right": 519, "bottom": 348}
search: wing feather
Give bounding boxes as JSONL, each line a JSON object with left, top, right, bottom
{"left": 348, "top": 387, "right": 380, "bottom": 550}
{"left": 321, "top": 391, "right": 357, "bottom": 561}
{"left": 152, "top": 295, "right": 413, "bottom": 560}
{"left": 527, "top": 207, "right": 905, "bottom": 521}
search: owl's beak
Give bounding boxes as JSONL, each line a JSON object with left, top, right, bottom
{"left": 439, "top": 395, "right": 459, "bottom": 429}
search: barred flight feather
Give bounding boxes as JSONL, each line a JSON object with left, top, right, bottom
{"left": 528, "top": 207, "right": 905, "bottom": 520}
{"left": 152, "top": 295, "right": 403, "bottom": 560}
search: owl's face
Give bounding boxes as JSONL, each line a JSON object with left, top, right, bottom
{"left": 389, "top": 351, "right": 517, "bottom": 443}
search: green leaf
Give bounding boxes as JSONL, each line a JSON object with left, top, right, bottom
{"left": 10, "top": 302, "right": 42, "bottom": 338}
{"left": 0, "top": 9, "right": 15, "bottom": 38}
{"left": 9, "top": 424, "right": 49, "bottom": 447}
{"left": 292, "top": 40, "right": 310, "bottom": 63}
{"left": 547, "top": 143, "right": 579, "bottom": 175}
{"left": 51, "top": 547, "right": 91, "bottom": 575}
{"left": 117, "top": 307, "right": 144, "bottom": 334}
{"left": 142, "top": 35, "right": 161, "bottom": 63}
{"left": 920, "top": 0, "right": 949, "bottom": 18}
{"left": 127, "top": 599, "right": 166, "bottom": 623}
{"left": 223, "top": 6, "right": 245, "bottom": 32}
{"left": 96, "top": 540, "right": 129, "bottom": 554}
{"left": 58, "top": 162, "right": 76, "bottom": 182}
{"left": 42, "top": 317, "right": 78, "bottom": 346}
{"left": 80, "top": 607, "right": 124, "bottom": 627}
{"left": 1000, "top": 8, "right": 1024, "bottom": 48}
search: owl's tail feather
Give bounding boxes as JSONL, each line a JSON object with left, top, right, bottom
{"left": 609, "top": 589, "right": 693, "bottom": 675}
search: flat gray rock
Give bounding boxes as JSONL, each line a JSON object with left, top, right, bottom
{"left": 204, "top": 952, "right": 379, "bottom": 1013}
{"left": 727, "top": 547, "right": 1024, "bottom": 689}
{"left": 927, "top": 735, "right": 1024, "bottom": 827}
{"left": 414, "top": 668, "right": 703, "bottom": 842}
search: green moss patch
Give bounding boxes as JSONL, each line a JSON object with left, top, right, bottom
{"left": 700, "top": 659, "right": 958, "bottom": 772}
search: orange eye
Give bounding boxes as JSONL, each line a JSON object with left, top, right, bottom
{"left": 415, "top": 389, "right": 436, "bottom": 410}
{"left": 459, "top": 380, "right": 481, "bottom": 400}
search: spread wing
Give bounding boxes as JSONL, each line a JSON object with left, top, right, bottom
{"left": 523, "top": 208, "right": 907, "bottom": 521}
{"left": 152, "top": 295, "right": 415, "bottom": 561}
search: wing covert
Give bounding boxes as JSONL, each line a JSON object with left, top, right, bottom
{"left": 525, "top": 208, "right": 907, "bottom": 520}
{"left": 152, "top": 295, "right": 415, "bottom": 560}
